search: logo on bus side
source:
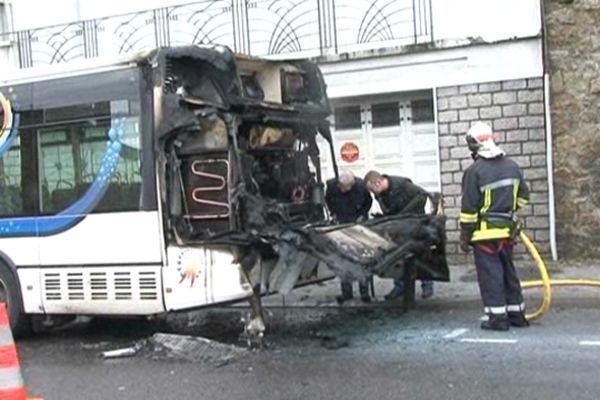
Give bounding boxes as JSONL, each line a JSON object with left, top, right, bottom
{"left": 177, "top": 249, "right": 204, "bottom": 287}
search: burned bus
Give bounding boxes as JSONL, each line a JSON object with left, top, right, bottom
{"left": 0, "top": 45, "right": 448, "bottom": 336}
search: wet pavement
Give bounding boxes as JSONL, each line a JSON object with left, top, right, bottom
{"left": 16, "top": 263, "right": 600, "bottom": 400}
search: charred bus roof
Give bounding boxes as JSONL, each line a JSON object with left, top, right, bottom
{"left": 149, "top": 45, "right": 331, "bottom": 140}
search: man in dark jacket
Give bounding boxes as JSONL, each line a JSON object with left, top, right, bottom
{"left": 326, "top": 169, "right": 373, "bottom": 303}
{"left": 460, "top": 122, "right": 530, "bottom": 331}
{"left": 364, "top": 170, "right": 434, "bottom": 300}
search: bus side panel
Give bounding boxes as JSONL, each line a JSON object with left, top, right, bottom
{"left": 37, "top": 211, "right": 162, "bottom": 265}
{"left": 206, "top": 250, "right": 253, "bottom": 304}
{"left": 163, "top": 247, "right": 252, "bottom": 311}
{"left": 0, "top": 237, "right": 39, "bottom": 266}
{"left": 17, "top": 268, "right": 43, "bottom": 314}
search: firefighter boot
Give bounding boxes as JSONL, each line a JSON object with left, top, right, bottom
{"left": 480, "top": 314, "right": 510, "bottom": 331}
{"left": 508, "top": 312, "right": 530, "bottom": 328}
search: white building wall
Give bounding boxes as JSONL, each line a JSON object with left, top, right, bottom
{"left": 12, "top": 0, "right": 541, "bottom": 42}
{"left": 432, "top": 0, "right": 541, "bottom": 42}
{"left": 12, "top": 0, "right": 204, "bottom": 30}
{"left": 0, "top": 0, "right": 14, "bottom": 66}
{"left": 319, "top": 38, "right": 543, "bottom": 99}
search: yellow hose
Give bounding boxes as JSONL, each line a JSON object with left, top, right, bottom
{"left": 519, "top": 231, "right": 600, "bottom": 321}
{"left": 519, "top": 231, "right": 552, "bottom": 320}
{"left": 522, "top": 279, "right": 600, "bottom": 288}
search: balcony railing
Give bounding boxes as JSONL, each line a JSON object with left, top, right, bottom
{"left": 1, "top": 0, "right": 433, "bottom": 69}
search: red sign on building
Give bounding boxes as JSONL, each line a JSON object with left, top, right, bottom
{"left": 340, "top": 142, "right": 359, "bottom": 163}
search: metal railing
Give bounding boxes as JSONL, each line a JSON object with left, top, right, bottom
{"left": 1, "top": 0, "right": 433, "bottom": 69}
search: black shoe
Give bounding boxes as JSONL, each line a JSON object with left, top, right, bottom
{"left": 360, "top": 294, "right": 371, "bottom": 303}
{"left": 480, "top": 315, "right": 510, "bottom": 331}
{"left": 384, "top": 286, "right": 404, "bottom": 301}
{"left": 336, "top": 294, "right": 353, "bottom": 304}
{"left": 508, "top": 312, "right": 530, "bottom": 328}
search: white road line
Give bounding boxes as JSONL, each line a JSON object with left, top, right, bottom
{"left": 444, "top": 328, "right": 469, "bottom": 339}
{"left": 579, "top": 341, "right": 600, "bottom": 347}
{"left": 460, "top": 338, "right": 517, "bottom": 344}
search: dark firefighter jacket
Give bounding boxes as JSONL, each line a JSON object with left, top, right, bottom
{"left": 460, "top": 155, "right": 529, "bottom": 242}
{"left": 325, "top": 177, "right": 373, "bottom": 223}
{"left": 376, "top": 175, "right": 428, "bottom": 216}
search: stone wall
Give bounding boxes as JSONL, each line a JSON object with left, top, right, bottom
{"left": 436, "top": 78, "right": 551, "bottom": 263}
{"left": 545, "top": 0, "right": 600, "bottom": 259}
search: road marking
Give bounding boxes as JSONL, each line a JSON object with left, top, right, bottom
{"left": 579, "top": 341, "right": 600, "bottom": 347}
{"left": 444, "top": 328, "right": 469, "bottom": 339}
{"left": 460, "top": 338, "right": 517, "bottom": 344}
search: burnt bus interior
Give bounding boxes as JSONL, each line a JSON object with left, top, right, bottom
{"left": 156, "top": 47, "right": 333, "bottom": 245}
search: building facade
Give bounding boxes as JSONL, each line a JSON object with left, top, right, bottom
{"left": 544, "top": 0, "right": 600, "bottom": 260}
{"left": 1, "top": 0, "right": 561, "bottom": 261}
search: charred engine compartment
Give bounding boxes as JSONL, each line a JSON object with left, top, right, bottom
{"left": 165, "top": 117, "right": 326, "bottom": 242}
{"left": 238, "top": 123, "right": 324, "bottom": 224}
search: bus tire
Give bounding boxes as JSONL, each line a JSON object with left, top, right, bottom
{"left": 0, "top": 264, "right": 32, "bottom": 338}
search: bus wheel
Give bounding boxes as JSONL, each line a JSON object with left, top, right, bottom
{"left": 0, "top": 265, "right": 32, "bottom": 337}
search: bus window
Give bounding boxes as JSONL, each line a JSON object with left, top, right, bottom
{"left": 38, "top": 100, "right": 142, "bottom": 214}
{"left": 0, "top": 139, "right": 24, "bottom": 217}
{"left": 0, "top": 83, "right": 34, "bottom": 218}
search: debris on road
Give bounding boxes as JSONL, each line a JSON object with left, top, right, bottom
{"left": 101, "top": 344, "right": 143, "bottom": 359}
{"left": 149, "top": 333, "right": 248, "bottom": 367}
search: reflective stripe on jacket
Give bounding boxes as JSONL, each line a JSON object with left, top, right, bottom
{"left": 460, "top": 156, "right": 529, "bottom": 242}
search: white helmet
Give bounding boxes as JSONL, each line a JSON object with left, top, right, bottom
{"left": 466, "top": 122, "right": 505, "bottom": 159}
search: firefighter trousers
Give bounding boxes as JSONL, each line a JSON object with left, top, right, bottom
{"left": 473, "top": 239, "right": 525, "bottom": 315}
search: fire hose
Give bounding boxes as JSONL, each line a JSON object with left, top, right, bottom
{"left": 520, "top": 230, "right": 600, "bottom": 321}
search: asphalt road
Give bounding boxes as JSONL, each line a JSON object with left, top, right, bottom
{"left": 16, "top": 278, "right": 600, "bottom": 400}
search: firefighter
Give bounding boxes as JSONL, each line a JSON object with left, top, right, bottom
{"left": 325, "top": 169, "right": 373, "bottom": 303}
{"left": 459, "top": 122, "right": 530, "bottom": 331}
{"left": 364, "top": 170, "right": 434, "bottom": 300}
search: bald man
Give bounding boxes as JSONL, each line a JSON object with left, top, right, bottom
{"left": 325, "top": 169, "right": 373, "bottom": 303}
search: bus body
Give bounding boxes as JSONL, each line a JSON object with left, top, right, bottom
{"left": 0, "top": 45, "right": 338, "bottom": 333}
{"left": 0, "top": 45, "right": 449, "bottom": 336}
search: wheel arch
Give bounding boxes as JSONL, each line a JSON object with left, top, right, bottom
{"left": 0, "top": 249, "right": 28, "bottom": 316}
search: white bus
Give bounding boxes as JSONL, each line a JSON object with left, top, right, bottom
{"left": 0, "top": 45, "right": 343, "bottom": 336}
{"left": 0, "top": 45, "right": 449, "bottom": 337}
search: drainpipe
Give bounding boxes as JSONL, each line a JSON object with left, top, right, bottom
{"left": 544, "top": 73, "right": 558, "bottom": 261}
{"left": 540, "top": 0, "right": 558, "bottom": 261}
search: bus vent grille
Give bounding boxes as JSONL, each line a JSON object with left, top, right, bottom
{"left": 44, "top": 273, "right": 61, "bottom": 301}
{"left": 139, "top": 271, "right": 158, "bottom": 300}
{"left": 114, "top": 271, "right": 132, "bottom": 300}
{"left": 41, "top": 268, "right": 162, "bottom": 304}
{"left": 67, "top": 273, "right": 84, "bottom": 300}
{"left": 90, "top": 272, "right": 108, "bottom": 301}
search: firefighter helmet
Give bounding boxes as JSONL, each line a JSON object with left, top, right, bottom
{"left": 466, "top": 122, "right": 504, "bottom": 159}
